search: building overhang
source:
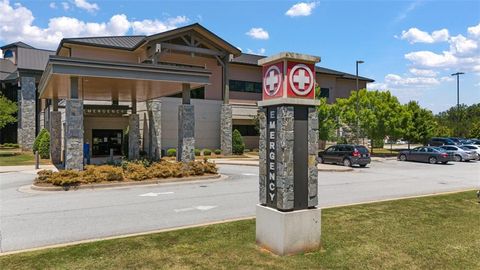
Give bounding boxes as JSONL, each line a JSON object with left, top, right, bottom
{"left": 38, "top": 56, "right": 211, "bottom": 101}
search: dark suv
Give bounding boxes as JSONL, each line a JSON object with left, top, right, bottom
{"left": 427, "top": 137, "right": 456, "bottom": 146}
{"left": 318, "top": 144, "right": 371, "bottom": 167}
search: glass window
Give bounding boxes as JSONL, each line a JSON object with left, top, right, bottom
{"left": 229, "top": 80, "right": 262, "bottom": 94}
{"left": 233, "top": 125, "right": 259, "bottom": 136}
{"left": 326, "top": 146, "right": 336, "bottom": 152}
{"left": 167, "top": 87, "right": 205, "bottom": 99}
{"left": 319, "top": 88, "right": 330, "bottom": 98}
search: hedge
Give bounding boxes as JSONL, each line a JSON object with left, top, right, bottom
{"left": 232, "top": 129, "right": 245, "bottom": 155}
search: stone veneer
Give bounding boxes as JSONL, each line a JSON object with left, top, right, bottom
{"left": 128, "top": 114, "right": 140, "bottom": 160}
{"left": 65, "top": 99, "right": 84, "bottom": 170}
{"left": 49, "top": 111, "right": 62, "bottom": 164}
{"left": 258, "top": 105, "right": 319, "bottom": 210}
{"left": 220, "top": 104, "right": 232, "bottom": 155}
{"left": 18, "top": 77, "right": 36, "bottom": 150}
{"left": 307, "top": 107, "right": 319, "bottom": 207}
{"left": 147, "top": 99, "right": 162, "bottom": 160}
{"left": 258, "top": 107, "right": 267, "bottom": 205}
{"left": 276, "top": 106, "right": 295, "bottom": 210}
{"left": 177, "top": 104, "right": 195, "bottom": 162}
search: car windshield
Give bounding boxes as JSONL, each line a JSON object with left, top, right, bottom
{"left": 463, "top": 145, "right": 476, "bottom": 149}
{"left": 459, "top": 146, "right": 470, "bottom": 150}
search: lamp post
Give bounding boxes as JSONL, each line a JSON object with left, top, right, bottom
{"left": 451, "top": 72, "right": 464, "bottom": 136}
{"left": 356, "top": 60, "right": 364, "bottom": 143}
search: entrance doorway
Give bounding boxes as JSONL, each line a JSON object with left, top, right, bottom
{"left": 92, "top": 129, "right": 123, "bottom": 156}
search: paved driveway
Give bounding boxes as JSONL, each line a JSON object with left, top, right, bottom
{"left": 0, "top": 159, "right": 478, "bottom": 252}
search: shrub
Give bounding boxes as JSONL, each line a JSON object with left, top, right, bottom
{"left": 49, "top": 170, "right": 83, "bottom": 186}
{"left": 232, "top": 129, "right": 245, "bottom": 155}
{"left": 202, "top": 160, "right": 218, "bottom": 174}
{"left": 38, "top": 130, "right": 50, "bottom": 159}
{"left": 147, "top": 161, "right": 174, "bottom": 178}
{"left": 214, "top": 149, "right": 221, "bottom": 155}
{"left": 202, "top": 149, "right": 212, "bottom": 156}
{"left": 252, "top": 148, "right": 259, "bottom": 152}
{"left": 36, "top": 170, "right": 53, "bottom": 183}
{"left": 167, "top": 148, "right": 177, "bottom": 157}
{"left": 194, "top": 148, "right": 201, "bottom": 156}
{"left": 83, "top": 165, "right": 124, "bottom": 183}
{"left": 124, "top": 162, "right": 149, "bottom": 181}
{"left": 32, "top": 128, "right": 47, "bottom": 154}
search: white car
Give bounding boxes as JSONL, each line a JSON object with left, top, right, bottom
{"left": 462, "top": 145, "right": 480, "bottom": 160}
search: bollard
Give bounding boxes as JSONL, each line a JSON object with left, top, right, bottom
{"left": 109, "top": 148, "right": 114, "bottom": 163}
{"left": 35, "top": 151, "right": 39, "bottom": 169}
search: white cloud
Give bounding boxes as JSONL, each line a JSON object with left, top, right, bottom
{"left": 49, "top": 2, "right": 56, "bottom": 9}
{"left": 440, "top": 76, "right": 454, "bottom": 82}
{"left": 409, "top": 68, "right": 437, "bottom": 77}
{"left": 285, "top": 2, "right": 317, "bottom": 17}
{"left": 61, "top": 2, "right": 70, "bottom": 11}
{"left": 405, "top": 51, "right": 457, "bottom": 68}
{"left": 73, "top": 0, "right": 99, "bottom": 13}
{"left": 131, "top": 16, "right": 188, "bottom": 35}
{"left": 400, "top": 28, "right": 449, "bottom": 43}
{"left": 0, "top": 0, "right": 188, "bottom": 49}
{"left": 246, "top": 48, "right": 266, "bottom": 55}
{"left": 245, "top": 27, "right": 269, "bottom": 40}
{"left": 393, "top": 0, "right": 422, "bottom": 23}
{"left": 468, "top": 23, "right": 480, "bottom": 38}
{"left": 449, "top": 34, "right": 478, "bottom": 56}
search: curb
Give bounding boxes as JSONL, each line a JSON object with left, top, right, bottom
{"left": 30, "top": 174, "right": 223, "bottom": 192}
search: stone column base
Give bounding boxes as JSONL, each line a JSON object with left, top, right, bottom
{"left": 128, "top": 114, "right": 140, "bottom": 160}
{"left": 255, "top": 204, "right": 321, "bottom": 256}
{"left": 50, "top": 111, "right": 62, "bottom": 164}
{"left": 220, "top": 104, "right": 232, "bottom": 155}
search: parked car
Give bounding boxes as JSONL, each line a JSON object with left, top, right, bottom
{"left": 439, "top": 145, "right": 477, "bottom": 162}
{"left": 427, "top": 137, "right": 456, "bottom": 146}
{"left": 318, "top": 144, "right": 371, "bottom": 167}
{"left": 457, "top": 145, "right": 480, "bottom": 160}
{"left": 398, "top": 146, "right": 452, "bottom": 164}
{"left": 470, "top": 139, "right": 480, "bottom": 145}
{"left": 448, "top": 137, "right": 462, "bottom": 145}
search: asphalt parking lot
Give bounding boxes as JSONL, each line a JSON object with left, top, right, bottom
{"left": 0, "top": 158, "right": 478, "bottom": 252}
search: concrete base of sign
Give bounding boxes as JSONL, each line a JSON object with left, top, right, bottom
{"left": 255, "top": 204, "right": 321, "bottom": 256}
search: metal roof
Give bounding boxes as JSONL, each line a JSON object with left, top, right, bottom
{"left": 16, "top": 47, "right": 55, "bottom": 71}
{"left": 0, "top": 41, "right": 35, "bottom": 50}
{"left": 0, "top": 59, "right": 18, "bottom": 81}
{"left": 231, "top": 53, "right": 374, "bottom": 82}
{"left": 61, "top": 36, "right": 147, "bottom": 50}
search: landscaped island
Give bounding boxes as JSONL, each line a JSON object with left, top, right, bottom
{"left": 35, "top": 159, "right": 218, "bottom": 187}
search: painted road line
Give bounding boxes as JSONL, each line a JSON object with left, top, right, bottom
{"left": 174, "top": 205, "right": 218, "bottom": 212}
{"left": 139, "top": 192, "right": 174, "bottom": 197}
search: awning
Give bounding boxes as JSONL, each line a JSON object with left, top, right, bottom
{"left": 38, "top": 56, "right": 212, "bottom": 101}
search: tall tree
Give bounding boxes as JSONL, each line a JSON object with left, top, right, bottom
{"left": 0, "top": 95, "right": 17, "bottom": 129}
{"left": 403, "top": 101, "right": 437, "bottom": 148}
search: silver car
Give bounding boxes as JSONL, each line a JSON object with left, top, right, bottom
{"left": 461, "top": 145, "right": 480, "bottom": 160}
{"left": 440, "top": 145, "right": 477, "bottom": 162}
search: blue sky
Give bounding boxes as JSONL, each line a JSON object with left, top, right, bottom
{"left": 1, "top": 0, "right": 479, "bottom": 113}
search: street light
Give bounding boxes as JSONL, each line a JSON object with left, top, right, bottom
{"left": 451, "top": 72, "right": 465, "bottom": 136}
{"left": 356, "top": 60, "right": 364, "bottom": 143}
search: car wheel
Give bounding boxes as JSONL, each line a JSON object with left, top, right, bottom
{"left": 343, "top": 158, "right": 352, "bottom": 167}
{"left": 399, "top": 154, "right": 407, "bottom": 161}
{"left": 318, "top": 156, "right": 324, "bottom": 164}
{"left": 442, "top": 161, "right": 448, "bottom": 164}
{"left": 454, "top": 155, "right": 462, "bottom": 162}
{"left": 428, "top": 157, "right": 437, "bottom": 164}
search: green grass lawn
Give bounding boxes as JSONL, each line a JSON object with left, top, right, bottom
{"left": 0, "top": 149, "right": 50, "bottom": 166}
{"left": 1, "top": 191, "right": 478, "bottom": 269}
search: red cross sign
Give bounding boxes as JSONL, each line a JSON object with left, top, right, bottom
{"left": 287, "top": 62, "right": 315, "bottom": 98}
{"left": 262, "top": 62, "right": 283, "bottom": 100}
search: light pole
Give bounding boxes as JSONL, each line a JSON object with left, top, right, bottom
{"left": 451, "top": 72, "right": 464, "bottom": 136}
{"left": 356, "top": 60, "right": 364, "bottom": 143}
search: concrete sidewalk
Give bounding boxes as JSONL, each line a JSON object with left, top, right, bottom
{"left": 0, "top": 164, "right": 58, "bottom": 174}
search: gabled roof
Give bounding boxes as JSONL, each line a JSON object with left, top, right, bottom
{"left": 231, "top": 53, "right": 374, "bottom": 82}
{"left": 59, "top": 35, "right": 147, "bottom": 51}
{"left": 57, "top": 23, "right": 242, "bottom": 57}
{"left": 1, "top": 41, "right": 35, "bottom": 50}
{"left": 144, "top": 23, "right": 242, "bottom": 56}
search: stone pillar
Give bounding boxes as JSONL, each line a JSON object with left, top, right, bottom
{"left": 220, "top": 104, "right": 233, "bottom": 155}
{"left": 147, "top": 99, "right": 162, "bottom": 160}
{"left": 128, "top": 114, "right": 140, "bottom": 160}
{"left": 276, "top": 106, "right": 295, "bottom": 210}
{"left": 65, "top": 99, "right": 84, "bottom": 170}
{"left": 18, "top": 77, "right": 36, "bottom": 150}
{"left": 308, "top": 107, "right": 319, "bottom": 207}
{"left": 49, "top": 111, "right": 62, "bottom": 164}
{"left": 258, "top": 108, "right": 267, "bottom": 205}
{"left": 177, "top": 104, "right": 195, "bottom": 162}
